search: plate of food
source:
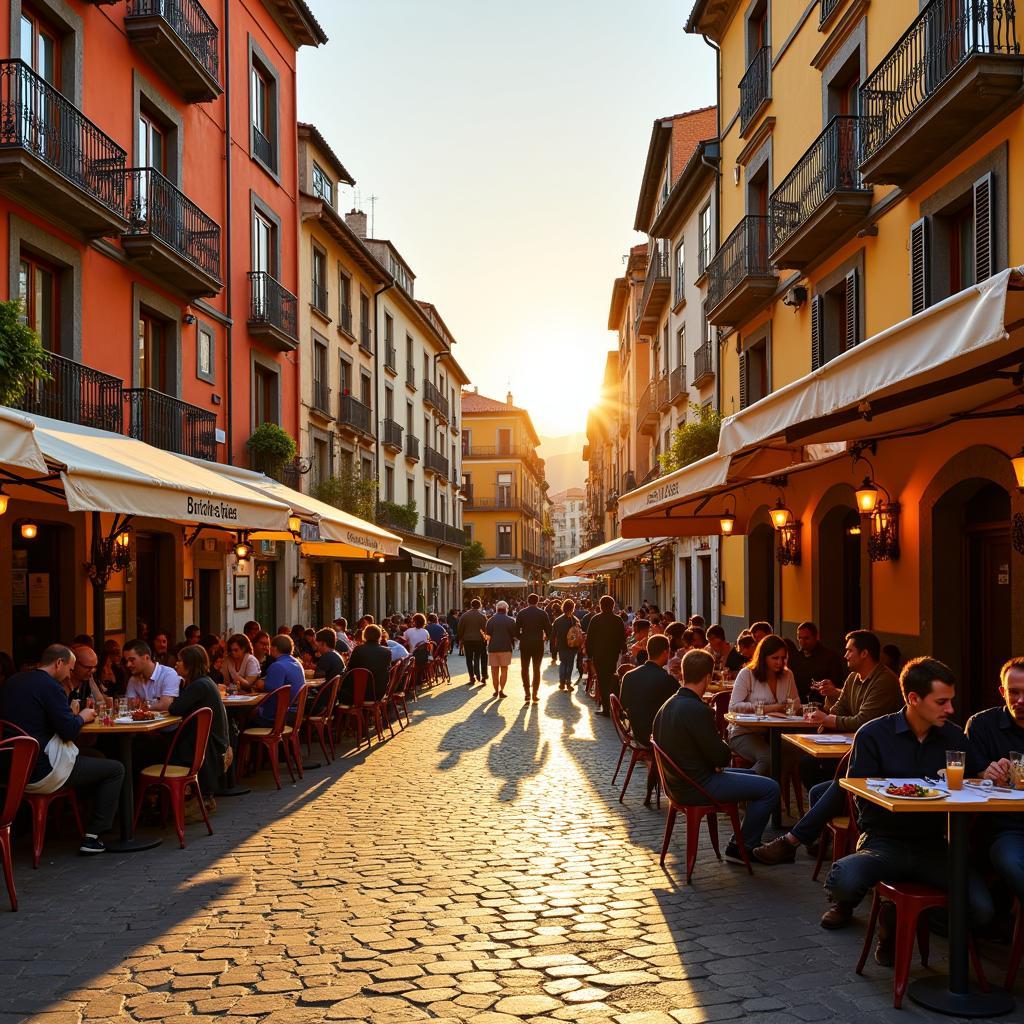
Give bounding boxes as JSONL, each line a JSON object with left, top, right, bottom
{"left": 883, "top": 782, "right": 946, "bottom": 800}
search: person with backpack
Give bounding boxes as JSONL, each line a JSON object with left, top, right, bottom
{"left": 552, "top": 598, "right": 583, "bottom": 692}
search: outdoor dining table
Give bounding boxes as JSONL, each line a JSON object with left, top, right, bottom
{"left": 724, "top": 711, "right": 814, "bottom": 826}
{"left": 81, "top": 714, "right": 182, "bottom": 852}
{"left": 782, "top": 732, "right": 855, "bottom": 758}
{"left": 840, "top": 777, "right": 1021, "bottom": 1018}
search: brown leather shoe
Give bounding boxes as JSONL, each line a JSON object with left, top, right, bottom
{"left": 752, "top": 835, "right": 797, "bottom": 865}
{"left": 875, "top": 901, "right": 896, "bottom": 966}
{"left": 820, "top": 902, "right": 855, "bottom": 929}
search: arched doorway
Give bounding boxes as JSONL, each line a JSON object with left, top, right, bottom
{"left": 748, "top": 517, "right": 776, "bottom": 628}
{"left": 931, "top": 479, "right": 1011, "bottom": 714}
{"left": 816, "top": 499, "right": 862, "bottom": 650}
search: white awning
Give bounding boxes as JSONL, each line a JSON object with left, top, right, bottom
{"left": 400, "top": 543, "right": 453, "bottom": 572}
{"left": 0, "top": 407, "right": 48, "bottom": 473}
{"left": 463, "top": 566, "right": 529, "bottom": 587}
{"left": 554, "top": 535, "right": 661, "bottom": 576}
{"left": 5, "top": 412, "right": 291, "bottom": 531}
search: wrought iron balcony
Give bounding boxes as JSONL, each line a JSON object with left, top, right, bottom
{"left": 522, "top": 548, "right": 543, "bottom": 566}
{"left": 0, "top": 59, "right": 127, "bottom": 237}
{"left": 423, "top": 516, "right": 446, "bottom": 542}
{"left": 248, "top": 271, "right": 298, "bottom": 350}
{"left": 739, "top": 46, "right": 771, "bottom": 134}
{"left": 769, "top": 116, "right": 872, "bottom": 269}
{"left": 384, "top": 343, "right": 397, "bottom": 373}
{"left": 464, "top": 495, "right": 526, "bottom": 513}
{"left": 859, "top": 0, "right": 1023, "bottom": 184}
{"left": 251, "top": 125, "right": 274, "bottom": 169}
{"left": 124, "top": 387, "right": 216, "bottom": 460}
{"left": 637, "top": 379, "right": 659, "bottom": 436}
{"left": 124, "top": 167, "right": 222, "bottom": 296}
{"left": 819, "top": 0, "right": 842, "bottom": 25}
{"left": 423, "top": 378, "right": 450, "bottom": 420}
{"left": 656, "top": 373, "right": 670, "bottom": 411}
{"left": 669, "top": 364, "right": 688, "bottom": 405}
{"left": 692, "top": 342, "right": 714, "bottom": 388}
{"left": 636, "top": 248, "right": 670, "bottom": 335}
{"left": 444, "top": 524, "right": 466, "bottom": 547}
{"left": 405, "top": 433, "right": 420, "bottom": 461}
{"left": 339, "top": 303, "right": 354, "bottom": 337}
{"left": 125, "top": 0, "right": 221, "bottom": 103}
{"left": 704, "top": 215, "right": 777, "bottom": 326}
{"left": 424, "top": 445, "right": 449, "bottom": 477}
{"left": 382, "top": 417, "right": 403, "bottom": 452}
{"left": 338, "top": 394, "right": 371, "bottom": 436}
{"left": 13, "top": 350, "right": 123, "bottom": 432}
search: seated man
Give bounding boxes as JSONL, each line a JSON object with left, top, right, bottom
{"left": 67, "top": 644, "right": 103, "bottom": 708}
{"left": 629, "top": 619, "right": 651, "bottom": 664}
{"left": 313, "top": 628, "right": 346, "bottom": 683}
{"left": 123, "top": 640, "right": 180, "bottom": 712}
{"left": 331, "top": 618, "right": 352, "bottom": 653}
{"left": 966, "top": 656, "right": 1024, "bottom": 920}
{"left": 703, "top": 625, "right": 732, "bottom": 677}
{"left": 425, "top": 613, "right": 448, "bottom": 648}
{"left": 620, "top": 635, "right": 680, "bottom": 806}
{"left": 788, "top": 621, "right": 847, "bottom": 702}
{"left": 343, "top": 624, "right": 391, "bottom": 703}
{"left": 821, "top": 657, "right": 992, "bottom": 964}
{"left": 0, "top": 645, "right": 124, "bottom": 855}
{"left": 652, "top": 650, "right": 779, "bottom": 865}
{"left": 727, "top": 632, "right": 756, "bottom": 675}
{"left": 257, "top": 635, "right": 306, "bottom": 724}
{"left": 382, "top": 630, "right": 410, "bottom": 664}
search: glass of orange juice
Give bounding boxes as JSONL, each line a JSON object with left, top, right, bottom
{"left": 945, "top": 750, "right": 965, "bottom": 791}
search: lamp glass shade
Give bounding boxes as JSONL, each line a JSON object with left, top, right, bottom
{"left": 115, "top": 530, "right": 131, "bottom": 548}
{"left": 20, "top": 521, "right": 38, "bottom": 540}
{"left": 0, "top": 494, "right": 8, "bottom": 516}
{"left": 719, "top": 514, "right": 735, "bottom": 535}
{"left": 1013, "top": 450, "right": 1024, "bottom": 490}
{"left": 234, "top": 542, "right": 251, "bottom": 560}
{"left": 287, "top": 515, "right": 302, "bottom": 534}
{"left": 855, "top": 479, "right": 879, "bottom": 513}
{"left": 769, "top": 502, "right": 791, "bottom": 530}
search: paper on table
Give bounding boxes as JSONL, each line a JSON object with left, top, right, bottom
{"left": 810, "top": 735, "right": 852, "bottom": 745}
{"left": 732, "top": 714, "right": 762, "bottom": 721}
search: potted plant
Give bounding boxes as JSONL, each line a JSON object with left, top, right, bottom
{"left": 0, "top": 299, "right": 50, "bottom": 408}
{"left": 247, "top": 422, "right": 297, "bottom": 479}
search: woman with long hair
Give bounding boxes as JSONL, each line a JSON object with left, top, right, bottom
{"left": 97, "top": 639, "right": 128, "bottom": 697}
{"left": 224, "top": 633, "right": 260, "bottom": 692}
{"left": 727, "top": 634, "right": 801, "bottom": 775}
{"left": 551, "top": 598, "right": 581, "bottom": 693}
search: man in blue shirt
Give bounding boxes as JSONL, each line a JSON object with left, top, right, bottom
{"left": 823, "top": 657, "right": 993, "bottom": 965}
{"left": 425, "top": 613, "right": 448, "bottom": 648}
{"left": 965, "top": 656, "right": 1024, "bottom": 916}
{"left": 257, "top": 635, "right": 306, "bottom": 724}
{"left": 0, "top": 644, "right": 124, "bottom": 854}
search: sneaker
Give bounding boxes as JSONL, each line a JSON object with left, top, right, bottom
{"left": 723, "top": 842, "right": 746, "bottom": 866}
{"left": 79, "top": 836, "right": 105, "bottom": 855}
{"left": 875, "top": 902, "right": 897, "bottom": 967}
{"left": 820, "top": 902, "right": 855, "bottom": 930}
{"left": 752, "top": 835, "right": 797, "bottom": 865}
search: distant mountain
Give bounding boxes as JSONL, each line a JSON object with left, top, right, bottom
{"left": 539, "top": 434, "right": 587, "bottom": 494}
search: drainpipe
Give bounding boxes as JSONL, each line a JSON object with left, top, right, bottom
{"left": 372, "top": 280, "right": 394, "bottom": 621}
{"left": 223, "top": 0, "right": 234, "bottom": 464}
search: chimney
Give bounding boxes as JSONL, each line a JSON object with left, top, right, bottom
{"left": 506, "top": 391, "right": 513, "bottom": 407}
{"left": 474, "top": 385, "right": 479, "bottom": 394}
{"left": 346, "top": 209, "right": 367, "bottom": 238}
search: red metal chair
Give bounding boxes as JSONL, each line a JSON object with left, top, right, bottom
{"left": 710, "top": 692, "right": 731, "bottom": 739}
{"left": 609, "top": 694, "right": 657, "bottom": 806}
{"left": 856, "top": 881, "right": 988, "bottom": 1008}
{"left": 650, "top": 740, "right": 754, "bottom": 883}
{"left": 435, "top": 636, "right": 451, "bottom": 681}
{"left": 238, "top": 687, "right": 296, "bottom": 789}
{"left": 0, "top": 720, "right": 83, "bottom": 868}
{"left": 132, "top": 707, "right": 214, "bottom": 849}
{"left": 0, "top": 735, "right": 39, "bottom": 911}
{"left": 334, "top": 668, "right": 379, "bottom": 749}
{"left": 811, "top": 751, "right": 858, "bottom": 881}
{"left": 284, "top": 683, "right": 313, "bottom": 779}
{"left": 388, "top": 659, "right": 415, "bottom": 729}
{"left": 782, "top": 764, "right": 806, "bottom": 817}
{"left": 1007, "top": 898, "right": 1023, "bottom": 991}
{"left": 302, "top": 675, "right": 341, "bottom": 763}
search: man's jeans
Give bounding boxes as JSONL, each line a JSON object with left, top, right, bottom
{"left": 557, "top": 648, "right": 575, "bottom": 686}
{"left": 520, "top": 646, "right": 543, "bottom": 695}
{"left": 463, "top": 640, "right": 487, "bottom": 681}
{"left": 790, "top": 779, "right": 843, "bottom": 847}
{"left": 701, "top": 768, "right": 779, "bottom": 849}
{"left": 990, "top": 830, "right": 1024, "bottom": 903}
{"left": 826, "top": 834, "right": 994, "bottom": 925}
{"left": 67, "top": 754, "right": 125, "bottom": 835}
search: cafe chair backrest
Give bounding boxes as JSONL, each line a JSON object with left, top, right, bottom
{"left": 255, "top": 684, "right": 291, "bottom": 736}
{"left": 0, "top": 719, "right": 28, "bottom": 740}
{"left": 291, "top": 682, "right": 313, "bottom": 729}
{"left": 609, "top": 693, "right": 634, "bottom": 747}
{"left": 311, "top": 675, "right": 341, "bottom": 718}
{"left": 341, "top": 668, "right": 370, "bottom": 708}
{"left": 834, "top": 748, "right": 853, "bottom": 781}
{"left": 650, "top": 739, "right": 720, "bottom": 808}
{"left": 158, "top": 707, "right": 213, "bottom": 779}
{"left": 0, "top": 735, "right": 40, "bottom": 828}
{"left": 711, "top": 691, "right": 731, "bottom": 739}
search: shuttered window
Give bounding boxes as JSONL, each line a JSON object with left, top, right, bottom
{"left": 910, "top": 217, "right": 930, "bottom": 315}
{"left": 973, "top": 171, "right": 995, "bottom": 284}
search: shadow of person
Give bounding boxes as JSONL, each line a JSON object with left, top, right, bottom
{"left": 543, "top": 684, "right": 583, "bottom": 736}
{"left": 436, "top": 700, "right": 506, "bottom": 770}
{"left": 487, "top": 702, "right": 549, "bottom": 802}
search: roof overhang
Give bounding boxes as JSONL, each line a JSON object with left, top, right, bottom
{"left": 608, "top": 277, "right": 629, "bottom": 330}
{"left": 260, "top": 0, "right": 328, "bottom": 47}
{"left": 300, "top": 195, "right": 392, "bottom": 285}
{"left": 649, "top": 140, "right": 719, "bottom": 240}
{"left": 298, "top": 123, "right": 355, "bottom": 186}
{"left": 685, "top": 0, "right": 743, "bottom": 40}
{"left": 633, "top": 118, "right": 676, "bottom": 233}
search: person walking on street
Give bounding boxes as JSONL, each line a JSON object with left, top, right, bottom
{"left": 515, "top": 593, "right": 550, "bottom": 702}
{"left": 586, "top": 595, "right": 627, "bottom": 717}
{"left": 551, "top": 599, "right": 582, "bottom": 692}
{"left": 485, "top": 601, "right": 518, "bottom": 699}
{"left": 457, "top": 599, "right": 489, "bottom": 685}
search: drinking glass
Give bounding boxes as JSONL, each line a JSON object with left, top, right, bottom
{"left": 755, "top": 700, "right": 766, "bottom": 719}
{"left": 945, "top": 750, "right": 965, "bottom": 791}
{"left": 117, "top": 698, "right": 129, "bottom": 719}
{"left": 1009, "top": 751, "right": 1024, "bottom": 791}
{"left": 785, "top": 696, "right": 798, "bottom": 717}
{"left": 803, "top": 702, "right": 820, "bottom": 723}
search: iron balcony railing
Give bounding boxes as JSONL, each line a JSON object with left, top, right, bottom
{"left": 860, "top": 0, "right": 1021, "bottom": 163}
{"left": 360, "top": 322, "right": 372, "bottom": 352}
{"left": 423, "top": 516, "right": 446, "bottom": 542}
{"left": 0, "top": 59, "right": 126, "bottom": 216}
{"left": 445, "top": 524, "right": 466, "bottom": 547}
{"left": 311, "top": 376, "right": 330, "bottom": 414}
{"left": 739, "top": 46, "right": 771, "bottom": 132}
{"left": 669, "top": 364, "right": 688, "bottom": 402}
{"left": 770, "top": 116, "right": 870, "bottom": 254}
{"left": 464, "top": 495, "right": 530, "bottom": 513}
{"left": 13, "top": 350, "right": 123, "bottom": 432}
{"left": 640, "top": 466, "right": 661, "bottom": 486}
{"left": 819, "top": 0, "right": 842, "bottom": 24}
{"left": 522, "top": 548, "right": 543, "bottom": 566}
{"left": 424, "top": 445, "right": 449, "bottom": 477}
{"left": 693, "top": 342, "right": 714, "bottom": 383}
{"left": 339, "top": 303, "right": 353, "bottom": 336}
{"left": 405, "top": 433, "right": 420, "bottom": 460}
{"left": 384, "top": 343, "right": 397, "bottom": 371}
{"left": 124, "top": 387, "right": 216, "bottom": 459}
{"left": 251, "top": 124, "right": 273, "bottom": 167}
{"left": 656, "top": 373, "right": 670, "bottom": 410}
{"left": 126, "top": 0, "right": 219, "bottom": 83}
{"left": 705, "top": 215, "right": 773, "bottom": 313}
{"left": 636, "top": 247, "right": 670, "bottom": 329}
{"left": 405, "top": 363, "right": 417, "bottom": 389}
{"left": 464, "top": 444, "right": 536, "bottom": 460}
{"left": 637, "top": 379, "right": 658, "bottom": 425}
{"left": 125, "top": 167, "right": 221, "bottom": 279}
{"left": 422, "top": 378, "right": 450, "bottom": 419}
{"left": 248, "top": 271, "right": 297, "bottom": 340}
{"left": 382, "top": 417, "right": 403, "bottom": 449}
{"left": 338, "top": 394, "right": 371, "bottom": 434}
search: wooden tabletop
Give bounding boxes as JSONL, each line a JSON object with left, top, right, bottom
{"left": 783, "top": 732, "right": 855, "bottom": 757}
{"left": 81, "top": 715, "right": 181, "bottom": 735}
{"left": 724, "top": 712, "right": 812, "bottom": 728}
{"left": 841, "top": 777, "right": 1024, "bottom": 813}
{"left": 222, "top": 694, "right": 262, "bottom": 709}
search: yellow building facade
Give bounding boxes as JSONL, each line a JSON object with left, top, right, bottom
{"left": 461, "top": 391, "right": 550, "bottom": 584}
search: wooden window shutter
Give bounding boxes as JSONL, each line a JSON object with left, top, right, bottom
{"left": 738, "top": 349, "right": 749, "bottom": 409}
{"left": 810, "top": 293, "right": 824, "bottom": 370}
{"left": 973, "top": 172, "right": 995, "bottom": 284}
{"left": 844, "top": 268, "right": 859, "bottom": 347}
{"left": 910, "top": 217, "right": 930, "bottom": 315}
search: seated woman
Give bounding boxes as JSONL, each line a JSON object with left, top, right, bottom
{"left": 224, "top": 634, "right": 261, "bottom": 693}
{"left": 727, "top": 634, "right": 800, "bottom": 775}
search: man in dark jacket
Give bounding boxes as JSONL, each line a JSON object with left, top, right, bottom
{"left": 0, "top": 644, "right": 124, "bottom": 854}
{"left": 620, "top": 634, "right": 679, "bottom": 805}
{"left": 585, "top": 595, "right": 627, "bottom": 716}
{"left": 457, "top": 599, "right": 489, "bottom": 684}
{"left": 515, "top": 593, "right": 550, "bottom": 702}
{"left": 343, "top": 625, "right": 391, "bottom": 702}
{"left": 652, "top": 649, "right": 778, "bottom": 864}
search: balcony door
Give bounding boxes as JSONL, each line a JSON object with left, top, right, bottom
{"left": 134, "top": 111, "right": 168, "bottom": 229}
{"left": 19, "top": 7, "right": 60, "bottom": 160}
{"left": 21, "top": 9, "right": 59, "bottom": 85}
{"left": 18, "top": 253, "right": 57, "bottom": 352}
{"left": 137, "top": 312, "right": 169, "bottom": 393}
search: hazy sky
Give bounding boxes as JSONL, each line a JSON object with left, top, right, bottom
{"left": 297, "top": 1, "right": 715, "bottom": 437}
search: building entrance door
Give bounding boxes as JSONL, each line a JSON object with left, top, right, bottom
{"left": 255, "top": 561, "right": 277, "bottom": 633}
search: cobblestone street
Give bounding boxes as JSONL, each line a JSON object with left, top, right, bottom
{"left": 3, "top": 658, "right": 999, "bottom": 1024}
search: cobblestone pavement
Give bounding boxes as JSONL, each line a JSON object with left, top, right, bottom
{"left": 3, "top": 657, "right": 1011, "bottom": 1023}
